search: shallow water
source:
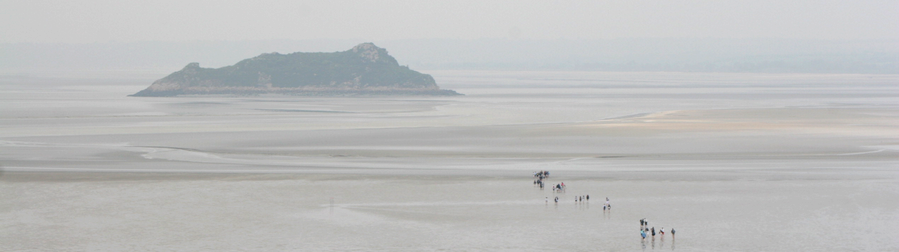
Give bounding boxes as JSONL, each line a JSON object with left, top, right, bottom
{"left": 1, "top": 71, "right": 898, "bottom": 251}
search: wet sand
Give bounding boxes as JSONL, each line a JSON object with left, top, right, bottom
{"left": 1, "top": 71, "right": 898, "bottom": 251}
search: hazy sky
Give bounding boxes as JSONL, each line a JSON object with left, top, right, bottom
{"left": 1, "top": 0, "right": 897, "bottom": 43}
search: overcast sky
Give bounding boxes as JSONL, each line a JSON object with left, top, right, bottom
{"left": 1, "top": 0, "right": 897, "bottom": 43}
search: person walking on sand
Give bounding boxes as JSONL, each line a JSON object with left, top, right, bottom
{"left": 671, "top": 228, "right": 676, "bottom": 238}
{"left": 651, "top": 227, "right": 655, "bottom": 238}
{"left": 641, "top": 229, "right": 646, "bottom": 239}
{"left": 660, "top": 227, "right": 665, "bottom": 237}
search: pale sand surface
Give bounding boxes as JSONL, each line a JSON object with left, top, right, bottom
{"left": 1, "top": 71, "right": 898, "bottom": 251}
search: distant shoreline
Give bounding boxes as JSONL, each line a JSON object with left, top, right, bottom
{"left": 130, "top": 88, "right": 462, "bottom": 97}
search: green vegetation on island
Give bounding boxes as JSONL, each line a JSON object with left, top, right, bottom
{"left": 131, "top": 43, "right": 460, "bottom": 96}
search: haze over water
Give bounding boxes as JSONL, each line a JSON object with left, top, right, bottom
{"left": 2, "top": 71, "right": 897, "bottom": 251}
{"left": 2, "top": 1, "right": 899, "bottom": 251}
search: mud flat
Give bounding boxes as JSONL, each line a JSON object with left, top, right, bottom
{"left": 2, "top": 71, "right": 898, "bottom": 251}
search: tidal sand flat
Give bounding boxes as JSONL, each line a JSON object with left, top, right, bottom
{"left": 2, "top": 71, "right": 898, "bottom": 251}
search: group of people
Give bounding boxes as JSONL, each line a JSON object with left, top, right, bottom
{"left": 532, "top": 172, "right": 611, "bottom": 215}
{"left": 553, "top": 182, "right": 566, "bottom": 192}
{"left": 576, "top": 195, "right": 613, "bottom": 212}
{"left": 531, "top": 171, "right": 678, "bottom": 242}
{"left": 573, "top": 195, "right": 590, "bottom": 203}
{"left": 533, "top": 171, "right": 549, "bottom": 189}
{"left": 640, "top": 218, "right": 675, "bottom": 240}
{"left": 532, "top": 171, "right": 566, "bottom": 193}
{"left": 534, "top": 170, "right": 550, "bottom": 179}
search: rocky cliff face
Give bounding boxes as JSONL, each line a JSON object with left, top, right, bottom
{"left": 131, "top": 43, "right": 459, "bottom": 96}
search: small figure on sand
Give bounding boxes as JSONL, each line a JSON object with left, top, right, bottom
{"left": 660, "top": 227, "right": 665, "bottom": 237}
{"left": 651, "top": 227, "right": 655, "bottom": 237}
{"left": 671, "top": 228, "right": 676, "bottom": 238}
{"left": 641, "top": 229, "right": 646, "bottom": 239}
{"left": 554, "top": 196, "right": 559, "bottom": 203}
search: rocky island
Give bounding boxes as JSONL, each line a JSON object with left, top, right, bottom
{"left": 131, "top": 43, "right": 460, "bottom": 96}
